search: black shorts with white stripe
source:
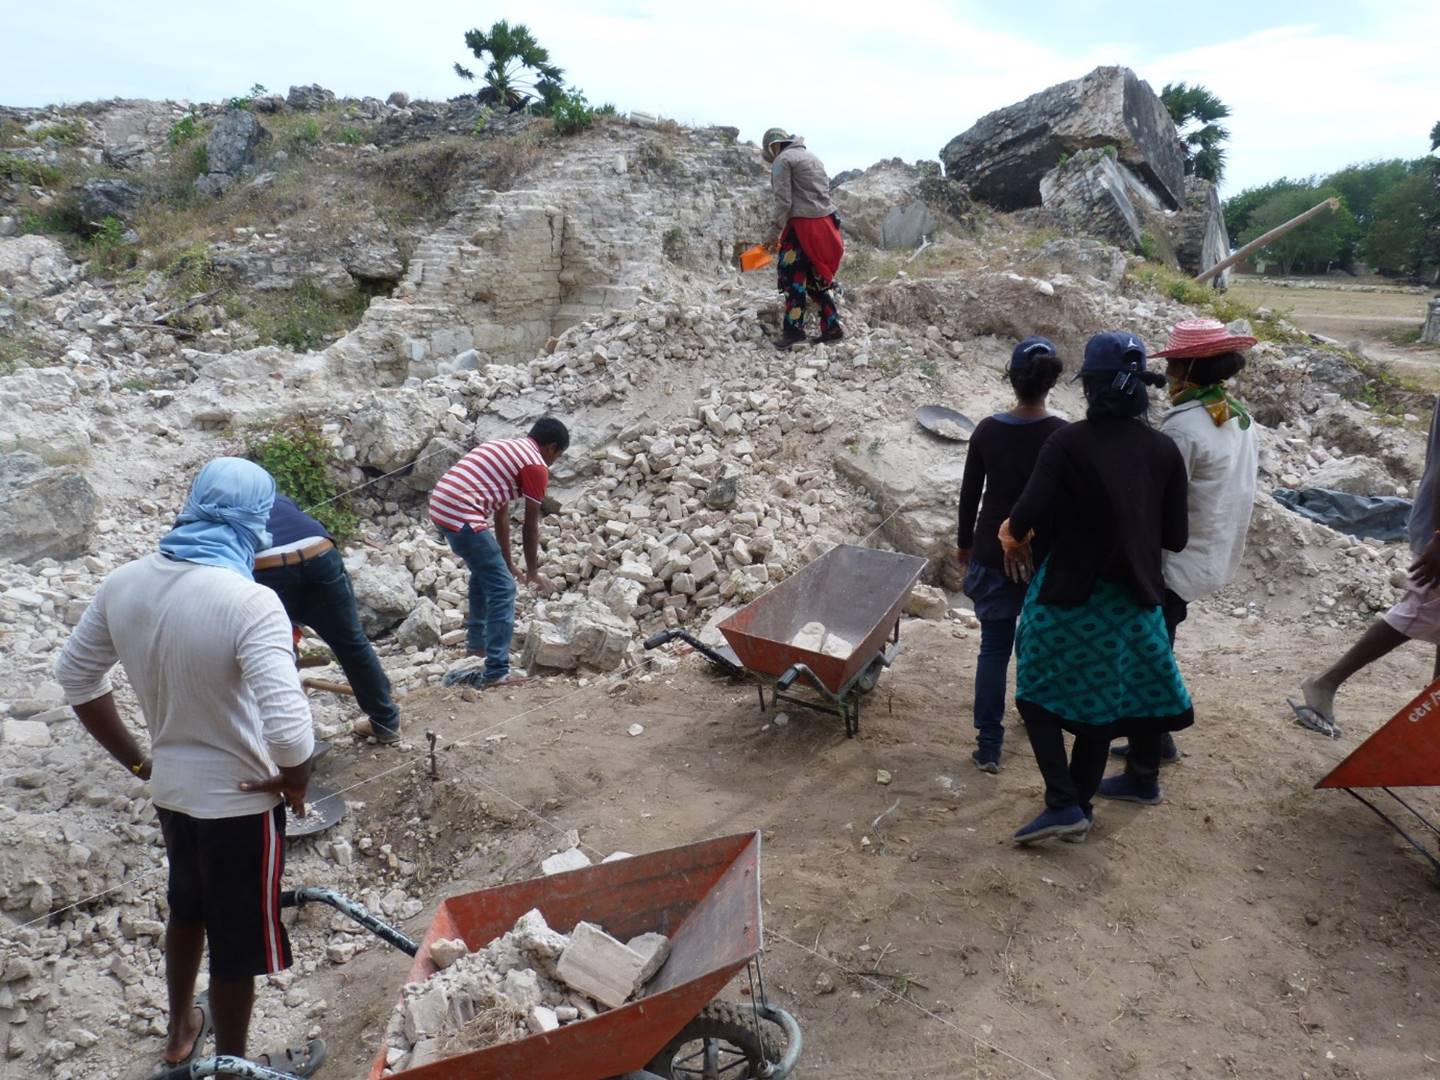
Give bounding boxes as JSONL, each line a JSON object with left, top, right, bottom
{"left": 157, "top": 804, "right": 292, "bottom": 979}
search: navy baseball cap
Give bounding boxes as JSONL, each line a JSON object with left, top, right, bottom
{"left": 1079, "top": 331, "right": 1147, "bottom": 376}
{"left": 1007, "top": 335, "right": 1057, "bottom": 372}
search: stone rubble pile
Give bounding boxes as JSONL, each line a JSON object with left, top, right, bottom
{"left": 1, "top": 83, "right": 1436, "bottom": 1080}
{"left": 382, "top": 908, "right": 670, "bottom": 1073}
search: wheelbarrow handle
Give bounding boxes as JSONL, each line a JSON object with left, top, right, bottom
{"left": 757, "top": 1003, "right": 804, "bottom": 1079}
{"left": 643, "top": 628, "right": 747, "bottom": 678}
{"left": 281, "top": 886, "right": 419, "bottom": 957}
{"left": 151, "top": 1056, "right": 301, "bottom": 1080}
{"left": 644, "top": 629, "right": 680, "bottom": 650}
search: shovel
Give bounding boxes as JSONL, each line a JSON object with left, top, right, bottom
{"left": 739, "top": 244, "right": 774, "bottom": 272}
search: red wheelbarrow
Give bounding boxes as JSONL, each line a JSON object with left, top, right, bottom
{"left": 155, "top": 832, "right": 800, "bottom": 1080}
{"left": 647, "top": 544, "right": 929, "bottom": 736}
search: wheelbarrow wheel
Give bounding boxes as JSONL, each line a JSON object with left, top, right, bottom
{"left": 646, "top": 1001, "right": 778, "bottom": 1079}
{"left": 856, "top": 655, "right": 885, "bottom": 694}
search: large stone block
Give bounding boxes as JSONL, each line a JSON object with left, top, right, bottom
{"left": 350, "top": 390, "right": 448, "bottom": 473}
{"left": 1039, "top": 149, "right": 1147, "bottom": 250}
{"left": 521, "top": 596, "right": 633, "bottom": 673}
{"left": 941, "top": 66, "right": 1185, "bottom": 211}
{"left": 0, "top": 452, "right": 100, "bottom": 565}
{"left": 77, "top": 178, "right": 145, "bottom": 228}
{"left": 555, "top": 922, "right": 646, "bottom": 1009}
{"left": 349, "top": 559, "right": 419, "bottom": 635}
{"left": 831, "top": 159, "right": 957, "bottom": 250}
{"left": 199, "top": 110, "right": 268, "bottom": 189}
{"left": 1171, "top": 177, "right": 1230, "bottom": 281}
{"left": 1423, "top": 298, "right": 1440, "bottom": 346}
{"left": 0, "top": 235, "right": 77, "bottom": 298}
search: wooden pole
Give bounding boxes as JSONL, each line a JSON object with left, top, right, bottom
{"left": 1195, "top": 197, "right": 1340, "bottom": 285}
{"left": 302, "top": 677, "right": 355, "bottom": 698}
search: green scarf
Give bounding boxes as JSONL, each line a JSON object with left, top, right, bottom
{"left": 1172, "top": 383, "right": 1251, "bottom": 429}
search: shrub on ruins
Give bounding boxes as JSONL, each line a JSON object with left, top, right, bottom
{"left": 245, "top": 416, "right": 356, "bottom": 539}
{"left": 454, "top": 19, "right": 566, "bottom": 112}
{"left": 550, "top": 90, "right": 595, "bottom": 137}
{"left": 234, "top": 278, "right": 370, "bottom": 353}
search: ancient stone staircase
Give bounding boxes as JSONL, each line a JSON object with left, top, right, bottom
{"left": 331, "top": 121, "right": 770, "bottom": 384}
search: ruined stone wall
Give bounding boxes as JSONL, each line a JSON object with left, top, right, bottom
{"left": 330, "top": 121, "right": 771, "bottom": 383}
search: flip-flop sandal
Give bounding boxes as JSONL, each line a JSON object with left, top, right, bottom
{"left": 1287, "top": 698, "right": 1342, "bottom": 739}
{"left": 159, "top": 991, "right": 213, "bottom": 1070}
{"left": 255, "top": 1039, "right": 327, "bottom": 1078}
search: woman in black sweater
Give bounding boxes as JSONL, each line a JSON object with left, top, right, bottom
{"left": 956, "top": 337, "right": 1067, "bottom": 773}
{"left": 1000, "top": 331, "right": 1193, "bottom": 845}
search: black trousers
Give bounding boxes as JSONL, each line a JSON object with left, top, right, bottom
{"left": 1126, "top": 589, "right": 1191, "bottom": 784}
{"left": 1019, "top": 703, "right": 1111, "bottom": 814}
{"left": 255, "top": 548, "right": 400, "bottom": 731}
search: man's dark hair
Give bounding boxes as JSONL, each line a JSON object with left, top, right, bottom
{"left": 1009, "top": 353, "right": 1063, "bottom": 402}
{"left": 528, "top": 416, "right": 570, "bottom": 452}
{"left": 1177, "top": 351, "right": 1246, "bottom": 384}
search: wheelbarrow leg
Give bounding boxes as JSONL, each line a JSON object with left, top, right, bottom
{"left": 756, "top": 683, "right": 767, "bottom": 713}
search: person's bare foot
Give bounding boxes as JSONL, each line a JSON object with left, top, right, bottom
{"left": 162, "top": 1003, "right": 204, "bottom": 1065}
{"left": 1300, "top": 676, "right": 1337, "bottom": 723}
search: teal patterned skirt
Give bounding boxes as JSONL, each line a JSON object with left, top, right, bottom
{"left": 1015, "top": 561, "right": 1192, "bottom": 727}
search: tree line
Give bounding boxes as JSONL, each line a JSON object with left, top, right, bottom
{"left": 1221, "top": 127, "right": 1439, "bottom": 279}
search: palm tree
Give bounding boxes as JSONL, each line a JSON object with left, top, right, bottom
{"left": 454, "top": 20, "right": 565, "bottom": 112}
{"left": 1161, "top": 82, "right": 1232, "bottom": 184}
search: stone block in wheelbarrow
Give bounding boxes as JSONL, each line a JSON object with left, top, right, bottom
{"left": 718, "top": 544, "right": 928, "bottom": 694}
{"left": 369, "top": 831, "right": 764, "bottom": 1080}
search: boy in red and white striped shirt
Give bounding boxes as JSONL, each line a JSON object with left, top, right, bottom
{"left": 429, "top": 417, "right": 570, "bottom": 687}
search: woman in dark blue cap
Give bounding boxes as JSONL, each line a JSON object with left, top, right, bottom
{"left": 955, "top": 336, "right": 1067, "bottom": 773}
{"left": 999, "top": 331, "right": 1193, "bottom": 845}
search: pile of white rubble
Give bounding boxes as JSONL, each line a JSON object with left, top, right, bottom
{"left": 382, "top": 908, "right": 669, "bottom": 1072}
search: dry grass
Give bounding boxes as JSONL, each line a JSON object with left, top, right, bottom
{"left": 442, "top": 994, "right": 527, "bottom": 1054}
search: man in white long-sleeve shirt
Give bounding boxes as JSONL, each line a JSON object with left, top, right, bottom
{"left": 54, "top": 458, "right": 320, "bottom": 1075}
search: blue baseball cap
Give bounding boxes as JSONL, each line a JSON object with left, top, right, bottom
{"left": 1080, "top": 331, "right": 1147, "bottom": 375}
{"left": 1007, "top": 336, "right": 1057, "bottom": 372}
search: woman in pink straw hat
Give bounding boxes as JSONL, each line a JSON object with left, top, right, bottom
{"left": 1101, "top": 318, "right": 1258, "bottom": 805}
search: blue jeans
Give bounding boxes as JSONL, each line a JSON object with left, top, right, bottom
{"left": 974, "top": 616, "right": 1017, "bottom": 752}
{"left": 254, "top": 548, "right": 400, "bottom": 734}
{"left": 444, "top": 525, "right": 517, "bottom": 680}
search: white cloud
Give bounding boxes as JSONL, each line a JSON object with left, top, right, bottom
{"left": 1144, "top": 9, "right": 1440, "bottom": 192}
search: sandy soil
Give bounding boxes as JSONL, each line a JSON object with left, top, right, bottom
{"left": 1229, "top": 276, "right": 1440, "bottom": 383}
{"left": 284, "top": 603, "right": 1440, "bottom": 1080}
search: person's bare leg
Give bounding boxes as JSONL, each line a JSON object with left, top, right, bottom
{"left": 1301, "top": 619, "right": 1409, "bottom": 719}
{"left": 210, "top": 976, "right": 255, "bottom": 1064}
{"left": 162, "top": 919, "right": 205, "bottom": 1063}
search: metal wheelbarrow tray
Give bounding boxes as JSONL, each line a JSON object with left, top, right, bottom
{"left": 650, "top": 545, "right": 928, "bottom": 736}
{"left": 371, "top": 830, "right": 797, "bottom": 1080}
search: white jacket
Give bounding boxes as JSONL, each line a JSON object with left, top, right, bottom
{"left": 1161, "top": 399, "right": 1259, "bottom": 602}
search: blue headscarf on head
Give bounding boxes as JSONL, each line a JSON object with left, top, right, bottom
{"left": 159, "top": 457, "right": 277, "bottom": 579}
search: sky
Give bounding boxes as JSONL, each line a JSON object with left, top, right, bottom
{"left": 3, "top": 0, "right": 1437, "bottom": 196}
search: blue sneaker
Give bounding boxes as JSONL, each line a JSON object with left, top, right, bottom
{"left": 1060, "top": 807, "right": 1094, "bottom": 843}
{"left": 1097, "top": 773, "right": 1162, "bottom": 805}
{"left": 971, "top": 747, "right": 1001, "bottom": 774}
{"left": 1013, "top": 805, "right": 1089, "bottom": 845}
{"left": 1109, "top": 733, "right": 1180, "bottom": 763}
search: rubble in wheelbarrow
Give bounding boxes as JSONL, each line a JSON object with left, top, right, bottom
{"left": 382, "top": 908, "right": 671, "bottom": 1072}
{"left": 790, "top": 620, "right": 855, "bottom": 658}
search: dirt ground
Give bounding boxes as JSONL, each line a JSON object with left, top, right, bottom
{"left": 1229, "top": 275, "right": 1440, "bottom": 382}
{"left": 288, "top": 604, "right": 1440, "bottom": 1080}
